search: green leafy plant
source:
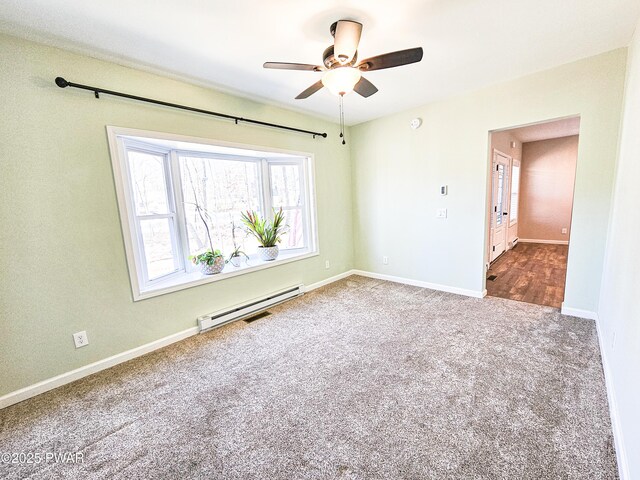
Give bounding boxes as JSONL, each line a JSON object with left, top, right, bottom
{"left": 241, "top": 208, "right": 287, "bottom": 248}
{"left": 190, "top": 249, "right": 223, "bottom": 266}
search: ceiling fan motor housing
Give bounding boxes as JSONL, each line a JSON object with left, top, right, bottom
{"left": 323, "top": 45, "right": 358, "bottom": 70}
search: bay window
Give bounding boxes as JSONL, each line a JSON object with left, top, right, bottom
{"left": 108, "top": 127, "right": 318, "bottom": 300}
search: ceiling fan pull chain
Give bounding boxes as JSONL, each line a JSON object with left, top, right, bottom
{"left": 339, "top": 94, "right": 346, "bottom": 145}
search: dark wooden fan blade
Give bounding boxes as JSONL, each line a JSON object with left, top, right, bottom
{"left": 263, "top": 62, "right": 322, "bottom": 72}
{"left": 357, "top": 47, "right": 423, "bottom": 71}
{"left": 295, "top": 80, "right": 324, "bottom": 99}
{"left": 353, "top": 76, "right": 378, "bottom": 98}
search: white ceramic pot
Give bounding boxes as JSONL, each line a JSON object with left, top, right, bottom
{"left": 258, "top": 245, "right": 279, "bottom": 261}
{"left": 229, "top": 255, "right": 241, "bottom": 268}
{"left": 199, "top": 256, "right": 225, "bottom": 275}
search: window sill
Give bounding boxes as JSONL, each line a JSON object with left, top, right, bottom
{"left": 135, "top": 250, "right": 318, "bottom": 301}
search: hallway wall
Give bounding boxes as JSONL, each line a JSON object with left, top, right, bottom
{"left": 519, "top": 136, "right": 578, "bottom": 243}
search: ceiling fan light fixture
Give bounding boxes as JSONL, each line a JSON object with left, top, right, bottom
{"left": 322, "top": 67, "right": 361, "bottom": 96}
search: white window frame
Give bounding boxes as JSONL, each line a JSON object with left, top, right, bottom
{"left": 122, "top": 141, "right": 185, "bottom": 285}
{"left": 509, "top": 159, "right": 521, "bottom": 226}
{"left": 265, "top": 158, "right": 313, "bottom": 254}
{"left": 107, "top": 126, "right": 319, "bottom": 301}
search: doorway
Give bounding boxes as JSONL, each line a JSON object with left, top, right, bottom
{"left": 484, "top": 116, "right": 580, "bottom": 308}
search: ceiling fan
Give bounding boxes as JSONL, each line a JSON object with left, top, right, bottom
{"left": 264, "top": 20, "right": 423, "bottom": 100}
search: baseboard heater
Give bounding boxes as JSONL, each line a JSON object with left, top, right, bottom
{"left": 197, "top": 285, "right": 304, "bottom": 332}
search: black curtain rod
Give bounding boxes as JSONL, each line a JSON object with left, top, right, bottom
{"left": 54, "top": 77, "right": 328, "bottom": 139}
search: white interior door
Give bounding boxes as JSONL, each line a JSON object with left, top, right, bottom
{"left": 490, "top": 152, "right": 510, "bottom": 262}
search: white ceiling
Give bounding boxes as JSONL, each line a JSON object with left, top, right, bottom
{"left": 505, "top": 116, "right": 581, "bottom": 143}
{"left": 1, "top": 0, "right": 639, "bottom": 125}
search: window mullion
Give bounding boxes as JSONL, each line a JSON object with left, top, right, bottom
{"left": 161, "top": 152, "right": 183, "bottom": 273}
{"left": 261, "top": 159, "right": 273, "bottom": 218}
{"left": 302, "top": 157, "right": 315, "bottom": 251}
{"left": 169, "top": 151, "right": 192, "bottom": 272}
{"left": 135, "top": 213, "right": 175, "bottom": 220}
{"left": 298, "top": 159, "right": 310, "bottom": 249}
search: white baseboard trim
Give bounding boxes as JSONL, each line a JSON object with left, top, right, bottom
{"left": 560, "top": 303, "right": 599, "bottom": 320}
{"left": 0, "top": 326, "right": 199, "bottom": 410}
{"left": 595, "top": 319, "right": 629, "bottom": 479}
{"left": 352, "top": 270, "right": 486, "bottom": 298}
{"left": 304, "top": 269, "right": 356, "bottom": 292}
{"left": 0, "top": 270, "right": 358, "bottom": 410}
{"left": 519, "top": 238, "right": 569, "bottom": 245}
{"left": 0, "top": 269, "right": 486, "bottom": 410}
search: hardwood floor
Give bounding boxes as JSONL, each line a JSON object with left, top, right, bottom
{"left": 486, "top": 242, "right": 568, "bottom": 308}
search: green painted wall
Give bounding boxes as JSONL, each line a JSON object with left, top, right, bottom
{"left": 598, "top": 18, "right": 640, "bottom": 479}
{"left": 350, "top": 49, "right": 627, "bottom": 312}
{"left": 0, "top": 32, "right": 630, "bottom": 398}
{"left": 0, "top": 34, "right": 354, "bottom": 395}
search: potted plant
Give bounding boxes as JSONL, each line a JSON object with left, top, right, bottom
{"left": 241, "top": 208, "right": 287, "bottom": 261}
{"left": 190, "top": 249, "right": 225, "bottom": 275}
{"left": 227, "top": 220, "right": 250, "bottom": 268}
{"left": 187, "top": 199, "right": 225, "bottom": 275}
{"left": 228, "top": 246, "right": 249, "bottom": 267}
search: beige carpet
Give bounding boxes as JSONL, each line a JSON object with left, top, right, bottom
{"left": 0, "top": 276, "right": 617, "bottom": 479}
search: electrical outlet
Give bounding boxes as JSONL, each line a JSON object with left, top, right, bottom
{"left": 436, "top": 208, "right": 447, "bottom": 219}
{"left": 382, "top": 256, "right": 389, "bottom": 265}
{"left": 73, "top": 331, "right": 89, "bottom": 349}
{"left": 561, "top": 228, "right": 568, "bottom": 235}
{"left": 325, "top": 260, "right": 330, "bottom": 269}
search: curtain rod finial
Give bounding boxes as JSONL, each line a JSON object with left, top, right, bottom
{"left": 55, "top": 77, "right": 69, "bottom": 88}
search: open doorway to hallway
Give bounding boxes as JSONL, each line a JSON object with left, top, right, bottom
{"left": 485, "top": 117, "right": 580, "bottom": 308}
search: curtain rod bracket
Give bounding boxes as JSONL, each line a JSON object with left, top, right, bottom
{"left": 54, "top": 76, "right": 327, "bottom": 139}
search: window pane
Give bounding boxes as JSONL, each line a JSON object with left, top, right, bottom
{"left": 510, "top": 194, "right": 519, "bottom": 222}
{"left": 510, "top": 165, "right": 520, "bottom": 222}
{"left": 127, "top": 150, "right": 170, "bottom": 216}
{"left": 139, "top": 218, "right": 179, "bottom": 280}
{"left": 496, "top": 164, "right": 504, "bottom": 226}
{"left": 280, "top": 208, "right": 305, "bottom": 249}
{"left": 270, "top": 164, "right": 302, "bottom": 207}
{"left": 179, "top": 156, "right": 262, "bottom": 255}
{"left": 511, "top": 165, "right": 520, "bottom": 194}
